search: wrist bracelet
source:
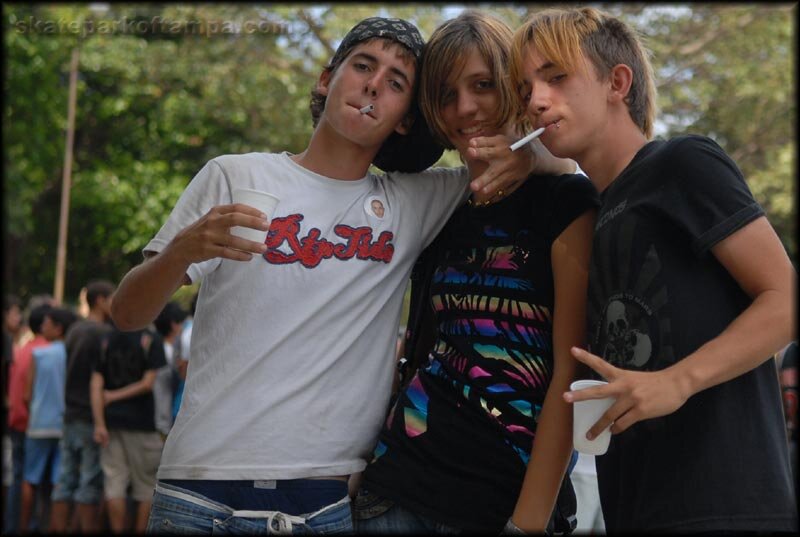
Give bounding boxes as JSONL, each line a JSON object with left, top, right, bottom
{"left": 502, "top": 518, "right": 527, "bottom": 535}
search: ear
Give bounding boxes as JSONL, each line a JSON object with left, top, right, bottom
{"left": 608, "top": 63, "right": 634, "bottom": 103}
{"left": 394, "top": 113, "right": 415, "bottom": 136}
{"left": 316, "top": 68, "right": 333, "bottom": 97}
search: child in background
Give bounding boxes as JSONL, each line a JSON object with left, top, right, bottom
{"left": 19, "top": 307, "right": 78, "bottom": 531}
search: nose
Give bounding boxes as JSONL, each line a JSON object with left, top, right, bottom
{"left": 363, "top": 78, "right": 378, "bottom": 97}
{"left": 528, "top": 83, "right": 549, "bottom": 118}
{"left": 456, "top": 90, "right": 478, "bottom": 117}
{"left": 363, "top": 68, "right": 386, "bottom": 98}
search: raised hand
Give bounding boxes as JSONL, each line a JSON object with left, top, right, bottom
{"left": 467, "top": 135, "right": 577, "bottom": 196}
{"left": 167, "top": 203, "right": 271, "bottom": 265}
{"left": 466, "top": 134, "right": 528, "bottom": 197}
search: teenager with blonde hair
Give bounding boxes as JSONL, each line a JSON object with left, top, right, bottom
{"left": 512, "top": 6, "right": 797, "bottom": 533}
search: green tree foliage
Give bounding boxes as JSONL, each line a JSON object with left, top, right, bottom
{"left": 633, "top": 4, "right": 796, "bottom": 258}
{"left": 3, "top": 3, "right": 795, "bottom": 306}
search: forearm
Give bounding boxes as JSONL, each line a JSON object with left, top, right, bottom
{"left": 106, "top": 372, "right": 156, "bottom": 403}
{"left": 511, "top": 379, "right": 574, "bottom": 531}
{"left": 111, "top": 247, "right": 191, "bottom": 331}
{"left": 671, "top": 288, "right": 795, "bottom": 399}
{"left": 90, "top": 374, "right": 106, "bottom": 429}
{"left": 511, "top": 212, "right": 592, "bottom": 530}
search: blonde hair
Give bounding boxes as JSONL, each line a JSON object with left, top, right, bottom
{"left": 419, "top": 10, "right": 521, "bottom": 149}
{"left": 511, "top": 7, "right": 657, "bottom": 138}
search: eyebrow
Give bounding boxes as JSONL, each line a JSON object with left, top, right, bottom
{"left": 535, "top": 61, "right": 558, "bottom": 74}
{"left": 351, "top": 52, "right": 412, "bottom": 87}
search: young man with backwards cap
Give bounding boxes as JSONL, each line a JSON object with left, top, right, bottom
{"left": 111, "top": 16, "right": 573, "bottom": 534}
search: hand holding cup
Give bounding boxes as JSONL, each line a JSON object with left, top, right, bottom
{"left": 230, "top": 188, "right": 280, "bottom": 245}
{"left": 564, "top": 346, "right": 693, "bottom": 448}
{"left": 569, "top": 379, "right": 616, "bottom": 455}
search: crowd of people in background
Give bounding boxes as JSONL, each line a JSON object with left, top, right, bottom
{"left": 2, "top": 285, "right": 196, "bottom": 533}
{"left": 2, "top": 286, "right": 794, "bottom": 534}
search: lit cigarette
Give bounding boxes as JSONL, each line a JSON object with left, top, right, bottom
{"left": 509, "top": 126, "right": 546, "bottom": 152}
{"left": 360, "top": 104, "right": 374, "bottom": 114}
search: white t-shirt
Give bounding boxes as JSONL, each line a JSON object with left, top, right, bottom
{"left": 179, "top": 321, "right": 192, "bottom": 362}
{"left": 153, "top": 341, "right": 174, "bottom": 435}
{"left": 145, "top": 152, "right": 468, "bottom": 480}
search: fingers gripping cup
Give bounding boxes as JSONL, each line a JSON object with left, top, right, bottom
{"left": 230, "top": 188, "right": 280, "bottom": 244}
{"left": 571, "top": 380, "right": 616, "bottom": 455}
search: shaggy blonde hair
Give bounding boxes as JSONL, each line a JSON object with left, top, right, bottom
{"left": 511, "top": 7, "right": 657, "bottom": 138}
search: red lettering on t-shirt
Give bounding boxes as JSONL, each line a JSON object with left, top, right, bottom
{"left": 265, "top": 214, "right": 394, "bottom": 268}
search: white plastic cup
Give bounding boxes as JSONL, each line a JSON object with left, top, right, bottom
{"left": 571, "top": 380, "right": 616, "bottom": 455}
{"left": 230, "top": 188, "right": 280, "bottom": 244}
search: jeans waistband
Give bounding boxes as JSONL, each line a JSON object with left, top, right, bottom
{"left": 155, "top": 481, "right": 350, "bottom": 523}
{"left": 162, "top": 478, "right": 347, "bottom": 490}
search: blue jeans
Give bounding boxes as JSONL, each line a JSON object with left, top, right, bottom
{"left": 146, "top": 481, "right": 353, "bottom": 534}
{"left": 51, "top": 421, "right": 103, "bottom": 504}
{"left": 23, "top": 436, "right": 61, "bottom": 485}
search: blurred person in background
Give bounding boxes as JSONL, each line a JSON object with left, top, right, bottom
{"left": 50, "top": 280, "right": 116, "bottom": 533}
{"left": 5, "top": 302, "right": 53, "bottom": 533}
{"left": 777, "top": 341, "right": 798, "bottom": 479}
{"left": 171, "top": 293, "right": 197, "bottom": 422}
{"left": 20, "top": 307, "right": 79, "bottom": 532}
{"left": 152, "top": 301, "right": 187, "bottom": 438}
{"left": 91, "top": 323, "right": 165, "bottom": 533}
{"left": 3, "top": 295, "right": 23, "bottom": 527}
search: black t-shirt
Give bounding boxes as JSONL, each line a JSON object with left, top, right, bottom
{"left": 95, "top": 328, "right": 166, "bottom": 431}
{"left": 588, "top": 135, "right": 797, "bottom": 532}
{"left": 64, "top": 319, "right": 112, "bottom": 423}
{"left": 363, "top": 173, "right": 599, "bottom": 532}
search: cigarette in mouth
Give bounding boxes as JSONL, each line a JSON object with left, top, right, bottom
{"left": 359, "top": 104, "right": 374, "bottom": 114}
{"left": 509, "top": 126, "right": 546, "bottom": 152}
